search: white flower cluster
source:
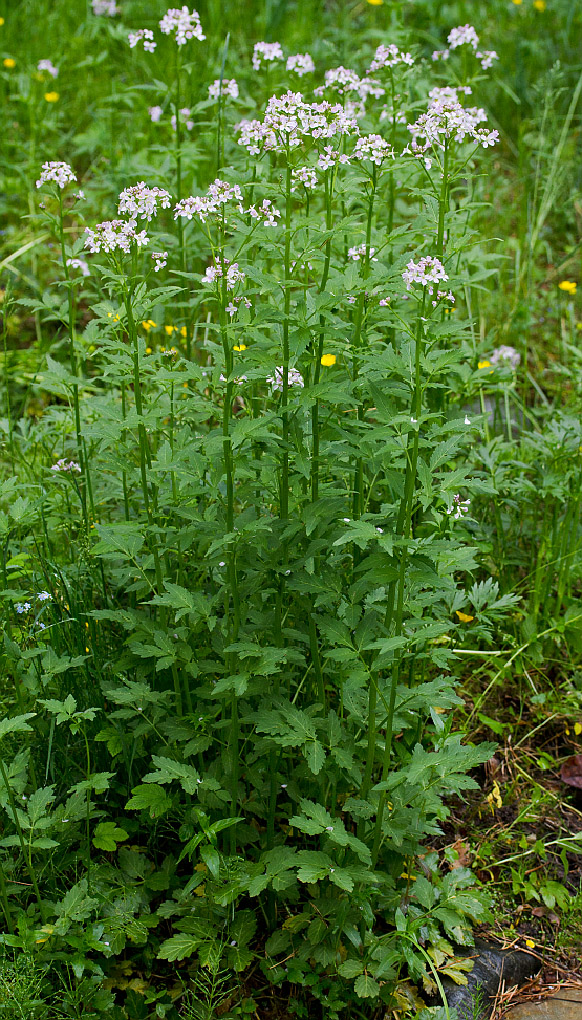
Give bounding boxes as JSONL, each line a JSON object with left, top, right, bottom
{"left": 315, "top": 66, "right": 384, "bottom": 104}
{"left": 448, "top": 24, "right": 479, "bottom": 50}
{"left": 318, "top": 146, "right": 351, "bottom": 170}
{"left": 66, "top": 257, "right": 90, "bottom": 277}
{"left": 36, "top": 161, "right": 77, "bottom": 190}
{"left": 291, "top": 166, "right": 318, "bottom": 191}
{"left": 368, "top": 43, "right": 414, "bottom": 73}
{"left": 171, "top": 107, "right": 194, "bottom": 131}
{"left": 51, "top": 458, "right": 81, "bottom": 472}
{"left": 248, "top": 198, "right": 281, "bottom": 226}
{"left": 226, "top": 295, "right": 252, "bottom": 317}
{"left": 252, "top": 41, "right": 284, "bottom": 71}
{"left": 16, "top": 591, "right": 52, "bottom": 615}
{"left": 348, "top": 244, "right": 378, "bottom": 262}
{"left": 38, "top": 59, "right": 58, "bottom": 78}
{"left": 84, "top": 220, "right": 149, "bottom": 254}
{"left": 267, "top": 367, "right": 304, "bottom": 391}
{"left": 432, "top": 25, "right": 498, "bottom": 70}
{"left": 174, "top": 179, "right": 243, "bottom": 223}
{"left": 152, "top": 251, "right": 168, "bottom": 272}
{"left": 159, "top": 6, "right": 205, "bottom": 44}
{"left": 129, "top": 29, "right": 156, "bottom": 52}
{"left": 202, "top": 258, "right": 245, "bottom": 289}
{"left": 402, "top": 255, "right": 448, "bottom": 290}
{"left": 208, "top": 78, "right": 239, "bottom": 100}
{"left": 117, "top": 182, "right": 172, "bottom": 221}
{"left": 406, "top": 86, "right": 499, "bottom": 154}
{"left": 447, "top": 494, "right": 471, "bottom": 520}
{"left": 431, "top": 288, "right": 455, "bottom": 307}
{"left": 92, "top": 0, "right": 118, "bottom": 14}
{"left": 149, "top": 105, "right": 163, "bottom": 122}
{"left": 353, "top": 133, "right": 394, "bottom": 165}
{"left": 236, "top": 92, "right": 358, "bottom": 155}
{"left": 287, "top": 53, "right": 315, "bottom": 76}
{"left": 490, "top": 345, "right": 521, "bottom": 369}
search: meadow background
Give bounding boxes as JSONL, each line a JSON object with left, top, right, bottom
{"left": 1, "top": 0, "right": 582, "bottom": 1018}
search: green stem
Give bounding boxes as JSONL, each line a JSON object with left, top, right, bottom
{"left": 311, "top": 171, "right": 333, "bottom": 504}
{"left": 0, "top": 756, "right": 46, "bottom": 921}
{"left": 58, "top": 193, "right": 86, "bottom": 528}
{"left": 280, "top": 157, "right": 292, "bottom": 522}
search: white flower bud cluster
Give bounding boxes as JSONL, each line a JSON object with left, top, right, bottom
{"left": 208, "top": 78, "right": 239, "bottom": 100}
{"left": 84, "top": 220, "right": 149, "bottom": 254}
{"left": 286, "top": 53, "right": 315, "bottom": 77}
{"left": 128, "top": 29, "right": 156, "bottom": 52}
{"left": 368, "top": 43, "right": 414, "bottom": 73}
{"left": 353, "top": 133, "right": 394, "bottom": 165}
{"left": 402, "top": 256, "right": 448, "bottom": 290}
{"left": 252, "top": 41, "right": 284, "bottom": 71}
{"left": 117, "top": 183, "right": 172, "bottom": 221}
{"left": 202, "top": 259, "right": 245, "bottom": 290}
{"left": 37, "top": 59, "right": 59, "bottom": 78}
{"left": 405, "top": 86, "right": 499, "bottom": 154}
{"left": 159, "top": 6, "right": 205, "bottom": 45}
{"left": 36, "top": 161, "right": 77, "bottom": 190}
{"left": 266, "top": 367, "right": 304, "bottom": 391}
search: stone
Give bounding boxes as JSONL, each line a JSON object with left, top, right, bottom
{"left": 506, "top": 990, "right": 582, "bottom": 1020}
{"left": 439, "top": 937, "right": 540, "bottom": 1019}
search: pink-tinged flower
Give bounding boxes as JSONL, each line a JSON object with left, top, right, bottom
{"left": 51, "top": 458, "right": 81, "bottom": 472}
{"left": 117, "top": 182, "right": 172, "bottom": 221}
{"left": 402, "top": 255, "right": 448, "bottom": 290}
{"left": 405, "top": 86, "right": 499, "bottom": 154}
{"left": 447, "top": 24, "right": 479, "bottom": 50}
{"left": 291, "top": 166, "right": 318, "bottom": 191}
{"left": 476, "top": 49, "right": 498, "bottom": 69}
{"left": 92, "top": 0, "right": 118, "bottom": 13}
{"left": 236, "top": 92, "right": 358, "bottom": 155}
{"left": 286, "top": 53, "right": 315, "bottom": 76}
{"left": 202, "top": 257, "right": 245, "bottom": 289}
{"left": 174, "top": 179, "right": 243, "bottom": 223}
{"left": 252, "top": 41, "right": 283, "bottom": 71}
{"left": 84, "top": 220, "right": 150, "bottom": 254}
{"left": 66, "top": 257, "right": 90, "bottom": 277}
{"left": 348, "top": 244, "right": 378, "bottom": 262}
{"left": 37, "top": 59, "right": 58, "bottom": 78}
{"left": 368, "top": 43, "right": 414, "bottom": 73}
{"left": 171, "top": 107, "right": 194, "bottom": 131}
{"left": 247, "top": 198, "right": 281, "bottom": 225}
{"left": 152, "top": 251, "right": 168, "bottom": 272}
{"left": 208, "top": 78, "right": 239, "bottom": 100}
{"left": 36, "top": 161, "right": 77, "bottom": 189}
{"left": 159, "top": 6, "right": 205, "bottom": 44}
{"left": 353, "top": 133, "right": 394, "bottom": 165}
{"left": 266, "top": 366, "right": 304, "bottom": 391}
{"left": 149, "top": 105, "right": 163, "bottom": 122}
{"left": 128, "top": 29, "right": 157, "bottom": 52}
{"left": 446, "top": 494, "right": 471, "bottom": 520}
{"left": 490, "top": 345, "right": 521, "bottom": 369}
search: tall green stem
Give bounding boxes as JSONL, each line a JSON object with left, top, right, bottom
{"left": 58, "top": 193, "right": 86, "bottom": 526}
{"left": 0, "top": 757, "right": 46, "bottom": 921}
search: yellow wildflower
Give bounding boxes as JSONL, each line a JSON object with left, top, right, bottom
{"left": 559, "top": 280, "right": 577, "bottom": 295}
{"left": 575, "top": 722, "right": 582, "bottom": 736}
{"left": 0, "top": 18, "right": 5, "bottom": 25}
{"left": 180, "top": 326, "right": 188, "bottom": 338}
{"left": 456, "top": 611, "right": 474, "bottom": 623}
{"left": 533, "top": 0, "right": 545, "bottom": 9}
{"left": 366, "top": 0, "right": 383, "bottom": 5}
{"left": 486, "top": 780, "right": 502, "bottom": 813}
{"left": 164, "top": 325, "right": 176, "bottom": 335}
{"left": 321, "top": 353, "right": 337, "bottom": 367}
{"left": 44, "top": 91, "right": 59, "bottom": 102}
{"left": 233, "top": 344, "right": 246, "bottom": 352}
{"left": 478, "top": 359, "right": 491, "bottom": 369}
{"left": 525, "top": 939, "right": 535, "bottom": 949}
{"left": 3, "top": 57, "right": 15, "bottom": 68}
{"left": 512, "top": 0, "right": 522, "bottom": 4}
{"left": 146, "top": 347, "right": 152, "bottom": 354}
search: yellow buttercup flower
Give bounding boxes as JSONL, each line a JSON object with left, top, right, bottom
{"left": 142, "top": 319, "right": 157, "bottom": 331}
{"left": 180, "top": 326, "right": 188, "bottom": 338}
{"left": 525, "top": 939, "right": 535, "bottom": 949}
{"left": 575, "top": 722, "right": 582, "bottom": 736}
{"left": 533, "top": 0, "right": 545, "bottom": 9}
{"left": 478, "top": 360, "right": 491, "bottom": 369}
{"left": 233, "top": 344, "right": 246, "bottom": 352}
{"left": 321, "top": 353, "right": 337, "bottom": 367}
{"left": 3, "top": 57, "right": 15, "bottom": 68}
{"left": 146, "top": 347, "right": 152, "bottom": 354}
{"left": 559, "top": 280, "right": 577, "bottom": 295}
{"left": 512, "top": 0, "right": 522, "bottom": 5}
{"left": 456, "top": 611, "right": 474, "bottom": 623}
{"left": 44, "top": 91, "right": 59, "bottom": 102}
{"left": 366, "top": 0, "right": 383, "bottom": 5}
{"left": 164, "top": 324, "right": 176, "bottom": 335}
{"left": 0, "top": 18, "right": 5, "bottom": 25}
